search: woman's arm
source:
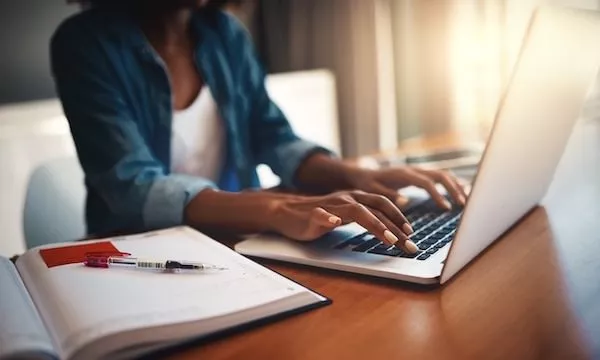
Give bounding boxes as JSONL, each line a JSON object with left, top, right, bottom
{"left": 51, "top": 14, "right": 217, "bottom": 234}
{"left": 294, "top": 153, "right": 359, "bottom": 194}
{"left": 217, "top": 12, "right": 334, "bottom": 190}
{"left": 184, "top": 189, "right": 281, "bottom": 233}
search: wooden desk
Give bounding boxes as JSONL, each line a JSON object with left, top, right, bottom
{"left": 171, "top": 121, "right": 600, "bottom": 360}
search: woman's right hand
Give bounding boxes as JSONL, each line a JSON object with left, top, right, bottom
{"left": 186, "top": 189, "right": 417, "bottom": 253}
{"left": 270, "top": 190, "right": 418, "bottom": 253}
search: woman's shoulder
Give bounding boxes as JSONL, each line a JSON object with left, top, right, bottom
{"left": 195, "top": 9, "right": 253, "bottom": 49}
{"left": 51, "top": 8, "right": 133, "bottom": 50}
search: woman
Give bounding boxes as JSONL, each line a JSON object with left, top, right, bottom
{"left": 51, "top": 0, "right": 466, "bottom": 254}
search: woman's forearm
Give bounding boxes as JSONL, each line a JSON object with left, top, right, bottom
{"left": 184, "top": 189, "right": 286, "bottom": 233}
{"left": 294, "top": 153, "right": 362, "bottom": 194}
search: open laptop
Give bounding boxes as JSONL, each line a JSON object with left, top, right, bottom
{"left": 235, "top": 6, "right": 600, "bottom": 285}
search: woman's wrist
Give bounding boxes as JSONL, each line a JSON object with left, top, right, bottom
{"left": 184, "top": 189, "right": 285, "bottom": 234}
{"left": 295, "top": 153, "right": 365, "bottom": 193}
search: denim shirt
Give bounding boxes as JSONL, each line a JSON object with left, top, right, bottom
{"left": 50, "top": 8, "right": 330, "bottom": 236}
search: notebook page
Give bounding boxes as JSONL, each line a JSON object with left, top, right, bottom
{"left": 16, "top": 227, "right": 315, "bottom": 360}
{"left": 0, "top": 257, "right": 57, "bottom": 360}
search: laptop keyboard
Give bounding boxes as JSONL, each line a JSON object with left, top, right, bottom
{"left": 332, "top": 199, "right": 463, "bottom": 260}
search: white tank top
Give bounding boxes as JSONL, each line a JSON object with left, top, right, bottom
{"left": 170, "top": 86, "right": 226, "bottom": 183}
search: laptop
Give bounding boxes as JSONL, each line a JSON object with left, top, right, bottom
{"left": 235, "top": 6, "right": 600, "bottom": 285}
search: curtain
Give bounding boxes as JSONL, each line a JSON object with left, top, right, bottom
{"left": 392, "top": 0, "right": 545, "bottom": 142}
{"left": 255, "top": 0, "right": 599, "bottom": 154}
{"left": 255, "top": 0, "right": 396, "bottom": 157}
{"left": 255, "top": 0, "right": 544, "bottom": 153}
{"left": 393, "top": 0, "right": 600, "bottom": 141}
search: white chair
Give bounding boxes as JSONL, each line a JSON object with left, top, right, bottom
{"left": 22, "top": 156, "right": 86, "bottom": 249}
{"left": 0, "top": 99, "right": 79, "bottom": 255}
{"left": 261, "top": 69, "right": 341, "bottom": 187}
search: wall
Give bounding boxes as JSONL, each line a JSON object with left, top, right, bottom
{"left": 0, "top": 0, "right": 78, "bottom": 105}
{"left": 553, "top": 0, "right": 600, "bottom": 9}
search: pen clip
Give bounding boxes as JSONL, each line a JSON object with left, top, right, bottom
{"left": 84, "top": 251, "right": 131, "bottom": 268}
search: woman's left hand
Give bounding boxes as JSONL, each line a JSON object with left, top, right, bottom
{"left": 347, "top": 167, "right": 467, "bottom": 211}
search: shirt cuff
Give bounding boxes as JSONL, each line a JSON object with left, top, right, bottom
{"left": 143, "top": 174, "right": 217, "bottom": 230}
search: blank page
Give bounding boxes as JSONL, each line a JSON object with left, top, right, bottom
{"left": 16, "top": 227, "right": 319, "bottom": 360}
{"left": 0, "top": 256, "right": 57, "bottom": 360}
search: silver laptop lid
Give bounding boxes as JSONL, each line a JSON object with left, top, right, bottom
{"left": 441, "top": 6, "right": 600, "bottom": 284}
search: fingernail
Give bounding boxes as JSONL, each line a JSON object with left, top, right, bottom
{"left": 384, "top": 230, "right": 399, "bottom": 245}
{"left": 459, "top": 195, "right": 467, "bottom": 205}
{"left": 402, "top": 223, "right": 414, "bottom": 235}
{"left": 395, "top": 196, "right": 410, "bottom": 208}
{"left": 443, "top": 200, "right": 452, "bottom": 210}
{"left": 405, "top": 240, "right": 418, "bottom": 254}
{"left": 328, "top": 216, "right": 341, "bottom": 225}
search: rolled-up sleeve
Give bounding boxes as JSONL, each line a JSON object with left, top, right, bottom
{"left": 268, "top": 138, "right": 332, "bottom": 188}
{"left": 51, "top": 19, "right": 215, "bottom": 233}
{"left": 143, "top": 174, "right": 215, "bottom": 229}
{"left": 224, "top": 13, "right": 336, "bottom": 188}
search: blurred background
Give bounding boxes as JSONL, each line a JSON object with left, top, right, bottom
{"left": 1, "top": 0, "right": 599, "bottom": 256}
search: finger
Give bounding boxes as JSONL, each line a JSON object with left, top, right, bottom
{"left": 365, "top": 182, "right": 411, "bottom": 210}
{"left": 420, "top": 171, "right": 467, "bottom": 206}
{"left": 444, "top": 171, "right": 468, "bottom": 204}
{"left": 351, "top": 191, "right": 413, "bottom": 236}
{"left": 419, "top": 169, "right": 466, "bottom": 206}
{"left": 405, "top": 170, "right": 452, "bottom": 210}
{"left": 457, "top": 175, "right": 469, "bottom": 198}
{"left": 396, "top": 195, "right": 410, "bottom": 209}
{"left": 452, "top": 173, "right": 469, "bottom": 198}
{"left": 293, "top": 207, "right": 341, "bottom": 241}
{"left": 369, "top": 208, "right": 418, "bottom": 254}
{"left": 334, "top": 203, "right": 399, "bottom": 246}
{"left": 310, "top": 207, "right": 342, "bottom": 227}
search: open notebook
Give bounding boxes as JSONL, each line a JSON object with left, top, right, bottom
{"left": 0, "top": 226, "right": 329, "bottom": 360}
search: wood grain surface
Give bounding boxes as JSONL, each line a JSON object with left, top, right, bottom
{"left": 168, "top": 120, "right": 600, "bottom": 360}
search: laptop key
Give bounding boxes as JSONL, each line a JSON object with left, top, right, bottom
{"left": 417, "top": 242, "right": 430, "bottom": 250}
{"left": 417, "top": 253, "right": 430, "bottom": 260}
{"left": 441, "top": 237, "right": 453, "bottom": 244}
{"left": 425, "top": 248, "right": 438, "bottom": 255}
{"left": 352, "top": 239, "right": 382, "bottom": 252}
{"left": 437, "top": 227, "right": 450, "bottom": 235}
{"left": 422, "top": 238, "right": 437, "bottom": 246}
{"left": 368, "top": 245, "right": 402, "bottom": 257}
{"left": 333, "top": 232, "right": 372, "bottom": 249}
{"left": 430, "top": 232, "right": 445, "bottom": 240}
{"left": 399, "top": 251, "right": 419, "bottom": 259}
{"left": 411, "top": 219, "right": 429, "bottom": 230}
{"left": 406, "top": 213, "right": 424, "bottom": 222}
{"left": 410, "top": 232, "right": 427, "bottom": 241}
{"left": 431, "top": 217, "right": 448, "bottom": 226}
{"left": 447, "top": 218, "right": 460, "bottom": 227}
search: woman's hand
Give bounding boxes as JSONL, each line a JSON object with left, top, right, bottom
{"left": 271, "top": 190, "right": 418, "bottom": 253}
{"left": 295, "top": 153, "right": 467, "bottom": 211}
{"left": 347, "top": 167, "right": 468, "bottom": 211}
{"left": 185, "top": 188, "right": 418, "bottom": 253}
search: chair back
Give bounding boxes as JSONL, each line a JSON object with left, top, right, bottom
{"left": 23, "top": 156, "right": 86, "bottom": 249}
{"left": 258, "top": 69, "right": 341, "bottom": 187}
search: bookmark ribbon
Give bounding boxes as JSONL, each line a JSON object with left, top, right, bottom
{"left": 39, "top": 241, "right": 119, "bottom": 268}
